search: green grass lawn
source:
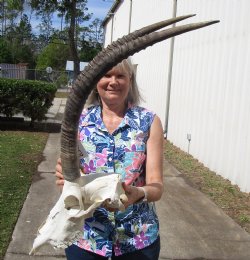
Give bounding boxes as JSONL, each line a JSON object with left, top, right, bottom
{"left": 0, "top": 131, "right": 48, "bottom": 259}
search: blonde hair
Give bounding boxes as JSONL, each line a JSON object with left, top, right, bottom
{"left": 86, "top": 58, "right": 143, "bottom": 107}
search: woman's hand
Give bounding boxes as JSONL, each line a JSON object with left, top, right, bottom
{"left": 55, "top": 159, "right": 145, "bottom": 209}
{"left": 121, "top": 183, "right": 145, "bottom": 208}
{"left": 55, "top": 158, "right": 64, "bottom": 189}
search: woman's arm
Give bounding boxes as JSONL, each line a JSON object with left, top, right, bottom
{"left": 144, "top": 115, "right": 164, "bottom": 202}
{"left": 122, "top": 115, "right": 164, "bottom": 206}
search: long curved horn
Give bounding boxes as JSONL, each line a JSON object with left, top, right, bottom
{"left": 120, "top": 14, "right": 196, "bottom": 40}
{"left": 61, "top": 15, "right": 219, "bottom": 182}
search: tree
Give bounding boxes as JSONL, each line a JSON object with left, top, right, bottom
{"left": 4, "top": 14, "right": 36, "bottom": 65}
{"left": 0, "top": 0, "right": 6, "bottom": 35}
{"left": 30, "top": 0, "right": 91, "bottom": 79}
{"left": 87, "top": 18, "right": 103, "bottom": 45}
{"left": 36, "top": 38, "right": 70, "bottom": 71}
{"left": 79, "top": 18, "right": 103, "bottom": 62}
{"left": 0, "top": 37, "right": 12, "bottom": 63}
{"left": 37, "top": 10, "right": 55, "bottom": 42}
{"left": 1, "top": 0, "right": 25, "bottom": 36}
{"left": 1, "top": 0, "right": 105, "bottom": 71}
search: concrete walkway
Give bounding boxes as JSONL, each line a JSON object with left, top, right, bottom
{"left": 4, "top": 97, "right": 250, "bottom": 260}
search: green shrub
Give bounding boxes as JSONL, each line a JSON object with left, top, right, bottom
{"left": 0, "top": 78, "right": 57, "bottom": 125}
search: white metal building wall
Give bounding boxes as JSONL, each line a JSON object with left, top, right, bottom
{"left": 168, "top": 0, "right": 250, "bottom": 192}
{"left": 129, "top": 0, "right": 173, "bottom": 126}
{"left": 103, "top": 1, "right": 131, "bottom": 45}
{"left": 103, "top": 17, "right": 113, "bottom": 45}
{"left": 103, "top": 0, "right": 174, "bottom": 125}
{"left": 103, "top": 0, "right": 250, "bottom": 192}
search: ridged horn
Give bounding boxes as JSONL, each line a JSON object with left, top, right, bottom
{"left": 61, "top": 16, "right": 219, "bottom": 181}
{"left": 121, "top": 14, "right": 196, "bottom": 40}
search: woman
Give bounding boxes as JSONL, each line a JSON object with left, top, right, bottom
{"left": 55, "top": 59, "right": 164, "bottom": 260}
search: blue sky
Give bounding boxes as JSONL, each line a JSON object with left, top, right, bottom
{"left": 87, "top": 0, "right": 114, "bottom": 20}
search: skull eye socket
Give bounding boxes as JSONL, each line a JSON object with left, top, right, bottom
{"left": 65, "top": 195, "right": 80, "bottom": 211}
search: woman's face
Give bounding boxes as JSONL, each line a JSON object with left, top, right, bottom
{"left": 97, "top": 67, "right": 131, "bottom": 107}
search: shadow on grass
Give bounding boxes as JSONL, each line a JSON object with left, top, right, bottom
{"left": 0, "top": 117, "right": 61, "bottom": 133}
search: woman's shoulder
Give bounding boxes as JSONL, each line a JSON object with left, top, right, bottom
{"left": 127, "top": 105, "right": 156, "bottom": 131}
{"left": 130, "top": 105, "right": 156, "bottom": 117}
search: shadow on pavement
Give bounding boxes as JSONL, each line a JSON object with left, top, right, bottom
{"left": 0, "top": 117, "right": 62, "bottom": 133}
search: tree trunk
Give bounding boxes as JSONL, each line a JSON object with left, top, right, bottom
{"left": 68, "top": 0, "right": 80, "bottom": 79}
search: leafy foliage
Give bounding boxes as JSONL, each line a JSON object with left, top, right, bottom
{"left": 36, "top": 39, "right": 70, "bottom": 71}
{"left": 79, "top": 40, "right": 102, "bottom": 62}
{"left": 31, "top": 0, "right": 91, "bottom": 77}
{"left": 3, "top": 14, "right": 36, "bottom": 65}
{"left": 0, "top": 0, "right": 104, "bottom": 72}
{"left": 0, "top": 78, "right": 57, "bottom": 125}
{"left": 0, "top": 38, "right": 12, "bottom": 63}
{"left": 79, "top": 18, "right": 103, "bottom": 61}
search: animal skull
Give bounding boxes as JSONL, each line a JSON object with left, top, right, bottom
{"left": 30, "top": 173, "right": 127, "bottom": 254}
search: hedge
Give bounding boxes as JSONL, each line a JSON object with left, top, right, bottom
{"left": 0, "top": 78, "right": 57, "bottom": 126}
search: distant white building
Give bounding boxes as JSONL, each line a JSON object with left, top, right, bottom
{"left": 65, "top": 60, "right": 88, "bottom": 87}
{"left": 103, "top": 0, "right": 250, "bottom": 193}
{"left": 65, "top": 61, "right": 88, "bottom": 72}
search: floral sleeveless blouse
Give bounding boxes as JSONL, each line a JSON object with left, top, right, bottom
{"left": 76, "top": 105, "right": 160, "bottom": 257}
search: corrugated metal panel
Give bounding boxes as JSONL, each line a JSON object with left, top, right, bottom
{"left": 103, "top": 18, "right": 113, "bottom": 46}
{"left": 112, "top": 0, "right": 131, "bottom": 39}
{"left": 129, "top": 0, "right": 173, "bottom": 124}
{"left": 168, "top": 0, "right": 250, "bottom": 192}
{"left": 102, "top": 0, "right": 123, "bottom": 26}
{"left": 103, "top": 0, "right": 250, "bottom": 192}
{"left": 103, "top": 0, "right": 130, "bottom": 44}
